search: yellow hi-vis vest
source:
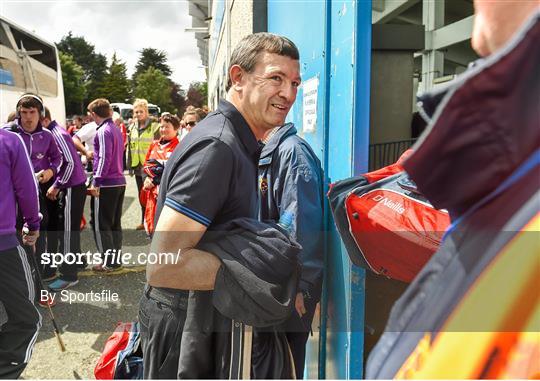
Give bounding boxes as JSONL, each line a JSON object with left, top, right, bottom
{"left": 129, "top": 120, "right": 160, "bottom": 168}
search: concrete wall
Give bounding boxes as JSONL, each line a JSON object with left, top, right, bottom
{"left": 369, "top": 51, "right": 414, "bottom": 144}
{"left": 207, "top": 0, "right": 255, "bottom": 109}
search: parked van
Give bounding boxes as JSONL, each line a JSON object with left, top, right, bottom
{"left": 111, "top": 102, "right": 161, "bottom": 121}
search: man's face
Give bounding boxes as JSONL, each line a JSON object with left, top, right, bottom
{"left": 19, "top": 107, "right": 40, "bottom": 132}
{"left": 134, "top": 106, "right": 148, "bottom": 124}
{"left": 236, "top": 52, "right": 301, "bottom": 135}
{"left": 472, "top": 1, "right": 538, "bottom": 56}
{"left": 184, "top": 114, "right": 198, "bottom": 131}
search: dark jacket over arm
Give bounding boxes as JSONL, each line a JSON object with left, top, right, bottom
{"left": 177, "top": 218, "right": 301, "bottom": 379}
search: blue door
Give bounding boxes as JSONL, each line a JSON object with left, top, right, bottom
{"left": 268, "top": 0, "right": 371, "bottom": 378}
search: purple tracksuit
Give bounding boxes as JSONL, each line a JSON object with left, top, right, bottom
{"left": 9, "top": 120, "right": 62, "bottom": 175}
{"left": 47, "top": 121, "right": 86, "bottom": 188}
{"left": 93, "top": 118, "right": 126, "bottom": 187}
{"left": 0, "top": 129, "right": 40, "bottom": 251}
{"left": 91, "top": 118, "right": 125, "bottom": 268}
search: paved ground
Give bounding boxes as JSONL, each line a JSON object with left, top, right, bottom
{"left": 22, "top": 175, "right": 150, "bottom": 379}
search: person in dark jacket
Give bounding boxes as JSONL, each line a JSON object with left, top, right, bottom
{"left": 0, "top": 127, "right": 41, "bottom": 379}
{"left": 366, "top": 3, "right": 539, "bottom": 378}
{"left": 41, "top": 107, "right": 87, "bottom": 290}
{"left": 141, "top": 33, "right": 302, "bottom": 379}
{"left": 176, "top": 218, "right": 301, "bottom": 379}
{"left": 258, "top": 122, "right": 324, "bottom": 379}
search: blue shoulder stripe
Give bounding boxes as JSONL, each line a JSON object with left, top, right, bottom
{"left": 164, "top": 198, "right": 212, "bottom": 227}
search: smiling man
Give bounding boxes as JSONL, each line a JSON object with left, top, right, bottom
{"left": 139, "top": 33, "right": 301, "bottom": 379}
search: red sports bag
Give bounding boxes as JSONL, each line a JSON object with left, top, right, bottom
{"left": 328, "top": 151, "right": 450, "bottom": 283}
{"left": 94, "top": 322, "right": 143, "bottom": 379}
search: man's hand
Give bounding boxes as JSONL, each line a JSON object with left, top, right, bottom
{"left": 46, "top": 185, "right": 60, "bottom": 201}
{"left": 86, "top": 150, "right": 94, "bottom": 161}
{"left": 88, "top": 185, "right": 100, "bottom": 197}
{"left": 295, "top": 292, "right": 307, "bottom": 317}
{"left": 143, "top": 177, "right": 155, "bottom": 190}
{"left": 22, "top": 230, "right": 39, "bottom": 247}
{"left": 38, "top": 168, "right": 54, "bottom": 184}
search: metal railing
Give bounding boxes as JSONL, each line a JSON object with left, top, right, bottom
{"left": 368, "top": 139, "right": 417, "bottom": 171}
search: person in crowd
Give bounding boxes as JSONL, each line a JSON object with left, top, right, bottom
{"left": 139, "top": 32, "right": 301, "bottom": 378}
{"left": 127, "top": 99, "right": 160, "bottom": 230}
{"left": 257, "top": 122, "right": 324, "bottom": 379}
{"left": 0, "top": 127, "right": 41, "bottom": 379}
{"left": 6, "top": 111, "right": 17, "bottom": 123}
{"left": 67, "top": 116, "right": 83, "bottom": 136}
{"left": 140, "top": 114, "right": 181, "bottom": 236}
{"left": 73, "top": 117, "right": 98, "bottom": 173}
{"left": 41, "top": 107, "right": 87, "bottom": 291}
{"left": 86, "top": 99, "right": 126, "bottom": 272}
{"left": 178, "top": 109, "right": 200, "bottom": 141}
{"left": 3, "top": 94, "right": 62, "bottom": 294}
{"left": 366, "top": 2, "right": 539, "bottom": 378}
{"left": 112, "top": 112, "right": 128, "bottom": 169}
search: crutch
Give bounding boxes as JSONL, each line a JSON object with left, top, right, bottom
{"left": 23, "top": 228, "right": 66, "bottom": 352}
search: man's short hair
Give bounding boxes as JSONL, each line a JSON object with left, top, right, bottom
{"left": 161, "top": 114, "right": 181, "bottom": 129}
{"left": 133, "top": 98, "right": 149, "bottom": 111}
{"left": 88, "top": 98, "right": 112, "bottom": 118}
{"left": 43, "top": 106, "right": 51, "bottom": 120}
{"left": 226, "top": 33, "right": 300, "bottom": 91}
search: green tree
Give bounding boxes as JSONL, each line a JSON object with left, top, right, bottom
{"left": 186, "top": 81, "right": 208, "bottom": 108}
{"left": 101, "top": 53, "right": 131, "bottom": 103}
{"left": 59, "top": 52, "right": 86, "bottom": 115}
{"left": 86, "top": 53, "right": 108, "bottom": 101}
{"left": 133, "top": 67, "right": 172, "bottom": 111}
{"left": 57, "top": 32, "right": 95, "bottom": 81}
{"left": 133, "top": 48, "right": 172, "bottom": 80}
{"left": 170, "top": 81, "right": 187, "bottom": 115}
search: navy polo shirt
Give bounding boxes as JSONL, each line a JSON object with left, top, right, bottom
{"left": 155, "top": 100, "right": 260, "bottom": 229}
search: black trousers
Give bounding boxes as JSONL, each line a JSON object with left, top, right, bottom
{"left": 90, "top": 186, "right": 125, "bottom": 268}
{"left": 286, "top": 298, "right": 317, "bottom": 380}
{"left": 138, "top": 287, "right": 188, "bottom": 379}
{"left": 251, "top": 298, "right": 317, "bottom": 379}
{"left": 0, "top": 246, "right": 41, "bottom": 379}
{"left": 134, "top": 172, "right": 145, "bottom": 225}
{"left": 36, "top": 181, "right": 56, "bottom": 279}
{"left": 46, "top": 183, "right": 87, "bottom": 281}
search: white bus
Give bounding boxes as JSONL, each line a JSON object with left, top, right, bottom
{"left": 0, "top": 16, "right": 65, "bottom": 124}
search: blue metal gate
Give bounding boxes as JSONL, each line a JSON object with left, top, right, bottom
{"left": 268, "top": 1, "right": 372, "bottom": 378}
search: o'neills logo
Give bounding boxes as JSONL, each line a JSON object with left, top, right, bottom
{"left": 372, "top": 194, "right": 405, "bottom": 214}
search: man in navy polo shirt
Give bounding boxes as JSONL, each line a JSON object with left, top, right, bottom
{"left": 140, "top": 33, "right": 302, "bottom": 378}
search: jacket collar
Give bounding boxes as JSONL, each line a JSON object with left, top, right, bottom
{"left": 218, "top": 99, "right": 260, "bottom": 158}
{"left": 96, "top": 118, "right": 113, "bottom": 130}
{"left": 260, "top": 123, "right": 296, "bottom": 160}
{"left": 46, "top": 120, "right": 59, "bottom": 131}
{"left": 17, "top": 119, "right": 43, "bottom": 135}
{"left": 136, "top": 118, "right": 152, "bottom": 130}
{"left": 404, "top": 12, "right": 540, "bottom": 218}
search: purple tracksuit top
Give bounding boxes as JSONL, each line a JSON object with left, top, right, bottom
{"left": 7, "top": 119, "right": 63, "bottom": 175}
{"left": 93, "top": 118, "right": 126, "bottom": 187}
{"left": 0, "top": 129, "right": 41, "bottom": 251}
{"left": 47, "top": 120, "right": 86, "bottom": 188}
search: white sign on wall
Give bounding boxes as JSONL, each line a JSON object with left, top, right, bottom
{"left": 302, "top": 76, "right": 319, "bottom": 133}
